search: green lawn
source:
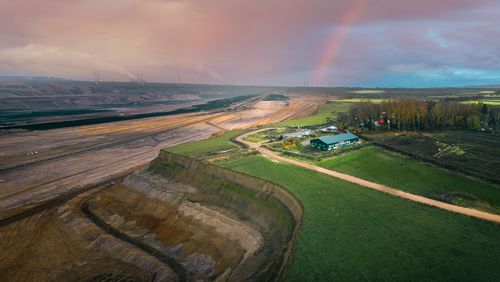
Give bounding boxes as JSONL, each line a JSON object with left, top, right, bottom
{"left": 274, "top": 102, "right": 350, "bottom": 127}
{"left": 165, "top": 129, "right": 245, "bottom": 156}
{"left": 317, "top": 147, "right": 500, "bottom": 212}
{"left": 218, "top": 155, "right": 500, "bottom": 281}
{"left": 243, "top": 128, "right": 285, "bottom": 143}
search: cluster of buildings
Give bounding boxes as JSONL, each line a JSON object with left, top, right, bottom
{"left": 279, "top": 125, "right": 360, "bottom": 151}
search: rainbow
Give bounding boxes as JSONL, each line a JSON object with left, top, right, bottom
{"left": 311, "top": 0, "right": 366, "bottom": 85}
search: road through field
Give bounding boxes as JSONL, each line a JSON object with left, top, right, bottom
{"left": 237, "top": 129, "right": 500, "bottom": 224}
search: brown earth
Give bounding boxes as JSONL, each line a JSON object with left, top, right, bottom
{"left": 0, "top": 93, "right": 316, "bottom": 281}
{"left": 0, "top": 187, "right": 176, "bottom": 281}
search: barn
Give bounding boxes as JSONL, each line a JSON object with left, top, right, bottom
{"left": 310, "top": 132, "right": 359, "bottom": 151}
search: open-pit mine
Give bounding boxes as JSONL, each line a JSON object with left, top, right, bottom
{"left": 0, "top": 83, "right": 320, "bottom": 281}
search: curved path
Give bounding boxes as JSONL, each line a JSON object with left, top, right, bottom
{"left": 237, "top": 129, "right": 500, "bottom": 224}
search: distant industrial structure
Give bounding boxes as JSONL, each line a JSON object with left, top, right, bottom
{"left": 310, "top": 132, "right": 360, "bottom": 151}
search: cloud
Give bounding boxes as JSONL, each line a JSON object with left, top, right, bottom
{"left": 388, "top": 63, "right": 500, "bottom": 80}
{"left": 0, "top": 44, "right": 135, "bottom": 80}
{"left": 0, "top": 0, "right": 499, "bottom": 86}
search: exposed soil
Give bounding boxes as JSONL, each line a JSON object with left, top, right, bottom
{"left": 0, "top": 194, "right": 167, "bottom": 281}
{"left": 0, "top": 93, "right": 314, "bottom": 281}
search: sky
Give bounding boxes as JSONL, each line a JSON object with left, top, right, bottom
{"left": 0, "top": 0, "right": 499, "bottom": 87}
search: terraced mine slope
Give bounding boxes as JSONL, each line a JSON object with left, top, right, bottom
{"left": 0, "top": 150, "right": 302, "bottom": 281}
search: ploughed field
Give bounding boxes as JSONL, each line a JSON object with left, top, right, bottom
{"left": 365, "top": 131, "right": 500, "bottom": 183}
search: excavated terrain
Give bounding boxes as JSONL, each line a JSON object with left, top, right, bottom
{"left": 0, "top": 93, "right": 316, "bottom": 281}
{"left": 85, "top": 151, "right": 303, "bottom": 281}
{"left": 0, "top": 151, "right": 302, "bottom": 281}
{"left": 0, "top": 188, "right": 175, "bottom": 281}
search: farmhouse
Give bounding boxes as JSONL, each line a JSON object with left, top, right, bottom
{"left": 310, "top": 132, "right": 359, "bottom": 151}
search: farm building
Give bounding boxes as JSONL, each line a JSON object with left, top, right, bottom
{"left": 319, "top": 125, "right": 338, "bottom": 133}
{"left": 310, "top": 132, "right": 359, "bottom": 151}
{"left": 281, "top": 129, "right": 313, "bottom": 139}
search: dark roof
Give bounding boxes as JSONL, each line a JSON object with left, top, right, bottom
{"left": 313, "top": 132, "right": 359, "bottom": 145}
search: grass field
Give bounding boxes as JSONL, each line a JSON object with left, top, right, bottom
{"left": 332, "top": 98, "right": 388, "bottom": 103}
{"left": 274, "top": 102, "right": 350, "bottom": 127}
{"left": 318, "top": 147, "right": 500, "bottom": 213}
{"left": 349, "top": 90, "right": 386, "bottom": 94}
{"left": 459, "top": 100, "right": 500, "bottom": 105}
{"left": 217, "top": 155, "right": 500, "bottom": 281}
{"left": 165, "top": 129, "right": 245, "bottom": 156}
{"left": 243, "top": 128, "right": 285, "bottom": 143}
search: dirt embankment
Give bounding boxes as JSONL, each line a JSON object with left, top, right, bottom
{"left": 0, "top": 187, "right": 176, "bottom": 282}
{"left": 0, "top": 150, "right": 303, "bottom": 281}
{"left": 84, "top": 151, "right": 303, "bottom": 281}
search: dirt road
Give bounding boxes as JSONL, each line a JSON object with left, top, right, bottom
{"left": 237, "top": 129, "right": 500, "bottom": 224}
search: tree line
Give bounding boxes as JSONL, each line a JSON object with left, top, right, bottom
{"left": 342, "top": 99, "right": 500, "bottom": 132}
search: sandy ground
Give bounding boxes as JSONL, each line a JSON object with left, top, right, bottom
{"left": 0, "top": 96, "right": 322, "bottom": 218}
{"left": 237, "top": 129, "right": 500, "bottom": 224}
{"left": 0, "top": 95, "right": 321, "bottom": 280}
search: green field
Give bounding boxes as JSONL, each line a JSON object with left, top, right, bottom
{"left": 318, "top": 147, "right": 500, "bottom": 213}
{"left": 243, "top": 128, "right": 285, "bottom": 143}
{"left": 459, "top": 100, "right": 500, "bottom": 105}
{"left": 217, "top": 155, "right": 500, "bottom": 281}
{"left": 274, "top": 102, "right": 350, "bottom": 127}
{"left": 165, "top": 129, "right": 245, "bottom": 156}
{"left": 332, "top": 98, "right": 388, "bottom": 103}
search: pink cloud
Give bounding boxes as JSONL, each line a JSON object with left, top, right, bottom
{"left": 0, "top": 0, "right": 498, "bottom": 85}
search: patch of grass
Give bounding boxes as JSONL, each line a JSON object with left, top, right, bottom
{"left": 165, "top": 129, "right": 245, "bottom": 156}
{"left": 217, "top": 154, "right": 500, "bottom": 281}
{"left": 317, "top": 147, "right": 500, "bottom": 212}
{"left": 243, "top": 136, "right": 265, "bottom": 143}
{"left": 243, "top": 128, "right": 285, "bottom": 143}
{"left": 459, "top": 100, "right": 500, "bottom": 105}
{"left": 274, "top": 102, "right": 350, "bottom": 127}
{"left": 332, "top": 98, "right": 388, "bottom": 103}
